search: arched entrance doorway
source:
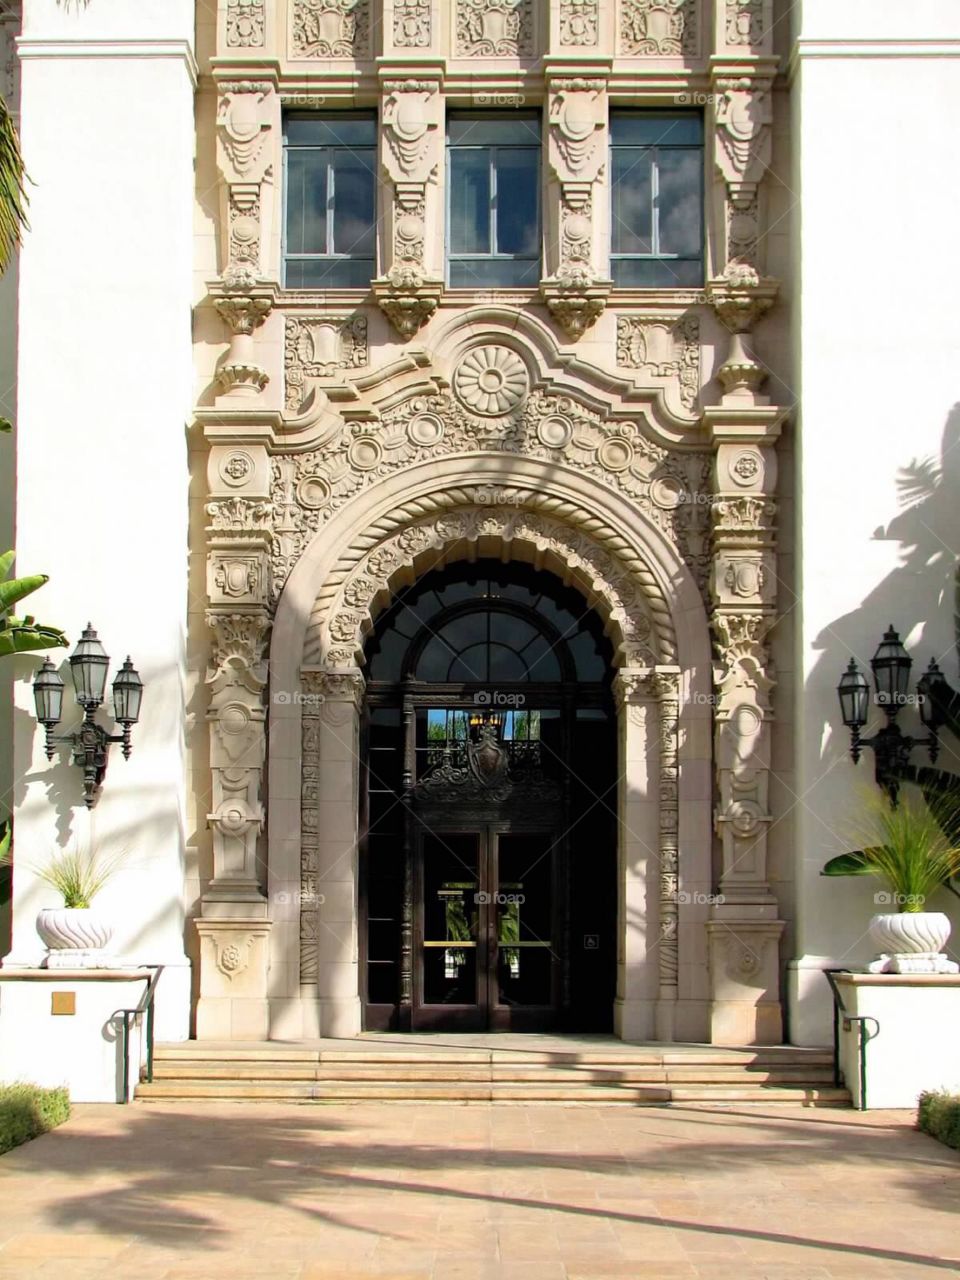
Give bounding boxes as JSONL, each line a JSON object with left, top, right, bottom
{"left": 360, "top": 560, "right": 617, "bottom": 1033}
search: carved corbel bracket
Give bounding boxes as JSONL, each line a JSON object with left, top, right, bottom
{"left": 706, "top": 270, "right": 779, "bottom": 401}
{"left": 713, "top": 74, "right": 773, "bottom": 209}
{"left": 540, "top": 270, "right": 611, "bottom": 341}
{"left": 373, "top": 270, "right": 444, "bottom": 339}
{"left": 210, "top": 275, "right": 278, "bottom": 399}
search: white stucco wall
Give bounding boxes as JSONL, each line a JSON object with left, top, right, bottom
{"left": 791, "top": 0, "right": 960, "bottom": 1043}
{"left": 5, "top": 0, "right": 196, "bottom": 1038}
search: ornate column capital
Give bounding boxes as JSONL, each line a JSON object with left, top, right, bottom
{"left": 301, "top": 667, "right": 366, "bottom": 712}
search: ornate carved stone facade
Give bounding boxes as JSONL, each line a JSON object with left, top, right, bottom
{"left": 196, "top": 0, "right": 789, "bottom": 1046}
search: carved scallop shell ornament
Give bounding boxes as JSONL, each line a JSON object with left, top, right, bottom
{"left": 454, "top": 346, "right": 528, "bottom": 416}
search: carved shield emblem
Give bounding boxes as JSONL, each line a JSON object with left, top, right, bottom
{"left": 467, "top": 727, "right": 508, "bottom": 788}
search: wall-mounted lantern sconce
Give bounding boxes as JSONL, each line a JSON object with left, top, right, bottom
{"left": 837, "top": 625, "right": 945, "bottom": 804}
{"left": 32, "top": 624, "right": 143, "bottom": 808}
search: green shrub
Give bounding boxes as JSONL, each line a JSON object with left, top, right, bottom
{"left": 0, "top": 1083, "right": 70, "bottom": 1156}
{"left": 918, "top": 1090, "right": 960, "bottom": 1151}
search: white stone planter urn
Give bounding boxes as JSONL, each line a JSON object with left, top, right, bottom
{"left": 868, "top": 911, "right": 959, "bottom": 974}
{"left": 36, "top": 907, "right": 114, "bottom": 970}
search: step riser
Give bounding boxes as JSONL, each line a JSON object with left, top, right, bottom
{"left": 137, "top": 1084, "right": 849, "bottom": 1105}
{"left": 150, "top": 1067, "right": 836, "bottom": 1086}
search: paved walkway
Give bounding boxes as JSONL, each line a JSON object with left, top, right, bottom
{"left": 0, "top": 1102, "right": 956, "bottom": 1278}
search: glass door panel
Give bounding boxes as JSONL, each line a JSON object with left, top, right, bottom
{"left": 420, "top": 832, "right": 481, "bottom": 1010}
{"left": 495, "top": 832, "right": 555, "bottom": 1011}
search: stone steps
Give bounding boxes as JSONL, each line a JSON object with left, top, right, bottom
{"left": 139, "top": 1043, "right": 848, "bottom": 1106}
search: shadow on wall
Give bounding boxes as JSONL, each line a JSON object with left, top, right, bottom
{"left": 807, "top": 402, "right": 960, "bottom": 966}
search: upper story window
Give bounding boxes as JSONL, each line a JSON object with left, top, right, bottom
{"left": 610, "top": 113, "right": 703, "bottom": 288}
{"left": 447, "top": 114, "right": 541, "bottom": 288}
{"left": 283, "top": 114, "right": 377, "bottom": 289}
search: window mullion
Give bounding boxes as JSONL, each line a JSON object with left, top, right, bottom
{"left": 490, "top": 145, "right": 498, "bottom": 257}
{"left": 651, "top": 148, "right": 660, "bottom": 257}
{"left": 326, "top": 148, "right": 335, "bottom": 257}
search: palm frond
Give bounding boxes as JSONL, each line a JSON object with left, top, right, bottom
{"left": 0, "top": 97, "right": 28, "bottom": 275}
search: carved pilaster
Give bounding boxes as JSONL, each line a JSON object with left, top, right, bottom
{"left": 216, "top": 80, "right": 276, "bottom": 277}
{"left": 613, "top": 666, "right": 681, "bottom": 1040}
{"left": 204, "top": 617, "right": 270, "bottom": 909}
{"left": 705, "top": 407, "right": 784, "bottom": 1044}
{"left": 540, "top": 75, "right": 611, "bottom": 340}
{"left": 373, "top": 75, "right": 444, "bottom": 338}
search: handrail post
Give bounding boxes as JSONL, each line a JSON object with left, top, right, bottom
{"left": 823, "top": 968, "right": 879, "bottom": 1111}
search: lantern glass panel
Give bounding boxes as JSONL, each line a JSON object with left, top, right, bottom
{"left": 69, "top": 624, "right": 109, "bottom": 707}
{"left": 33, "top": 659, "right": 64, "bottom": 726}
{"left": 838, "top": 660, "right": 869, "bottom": 729}
{"left": 112, "top": 659, "right": 143, "bottom": 725}
{"left": 871, "top": 626, "right": 911, "bottom": 709}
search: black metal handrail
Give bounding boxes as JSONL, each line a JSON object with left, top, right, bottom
{"left": 824, "top": 967, "right": 880, "bottom": 1110}
{"left": 116, "top": 965, "right": 164, "bottom": 1104}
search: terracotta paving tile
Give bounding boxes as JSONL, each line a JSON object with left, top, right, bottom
{"left": 0, "top": 1101, "right": 958, "bottom": 1279}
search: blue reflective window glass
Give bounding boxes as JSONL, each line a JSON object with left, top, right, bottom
{"left": 447, "top": 114, "right": 541, "bottom": 288}
{"left": 610, "top": 112, "right": 703, "bottom": 288}
{"left": 283, "top": 113, "right": 376, "bottom": 289}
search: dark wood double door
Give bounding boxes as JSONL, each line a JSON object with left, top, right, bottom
{"left": 415, "top": 825, "right": 558, "bottom": 1031}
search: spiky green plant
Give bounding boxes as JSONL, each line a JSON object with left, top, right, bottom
{"left": 0, "top": 97, "right": 27, "bottom": 276}
{"left": 31, "top": 847, "right": 124, "bottom": 909}
{"left": 0, "top": 550, "right": 67, "bottom": 657}
{"left": 822, "top": 789, "right": 960, "bottom": 911}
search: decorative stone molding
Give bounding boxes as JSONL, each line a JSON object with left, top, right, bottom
{"left": 225, "top": 0, "right": 265, "bottom": 48}
{"left": 393, "top": 0, "right": 431, "bottom": 46}
{"left": 542, "top": 78, "right": 611, "bottom": 339}
{"left": 207, "top": 612, "right": 272, "bottom": 678}
{"left": 453, "top": 345, "right": 528, "bottom": 416}
{"left": 613, "top": 668, "right": 681, "bottom": 1032}
{"left": 382, "top": 81, "right": 440, "bottom": 185}
{"left": 298, "top": 668, "right": 365, "bottom": 984}
{"left": 374, "top": 80, "right": 444, "bottom": 339}
{"left": 291, "top": 0, "right": 371, "bottom": 58}
{"left": 300, "top": 485, "right": 680, "bottom": 669}
{"left": 705, "top": 270, "right": 778, "bottom": 402}
{"left": 714, "top": 76, "right": 773, "bottom": 210}
{"left": 616, "top": 315, "right": 700, "bottom": 414}
{"left": 319, "top": 507, "right": 662, "bottom": 670}
{"left": 211, "top": 278, "right": 276, "bottom": 401}
{"left": 725, "top": 0, "right": 769, "bottom": 49}
{"left": 195, "top": 919, "right": 272, "bottom": 1038}
{"left": 217, "top": 82, "right": 273, "bottom": 186}
{"left": 541, "top": 276, "right": 611, "bottom": 341}
{"left": 619, "top": 0, "right": 697, "bottom": 56}
{"left": 456, "top": 0, "right": 534, "bottom": 56}
{"left": 560, "top": 0, "right": 598, "bottom": 46}
{"left": 373, "top": 274, "right": 443, "bottom": 339}
{"left": 206, "top": 499, "right": 274, "bottom": 538}
{"left": 705, "top": 394, "right": 782, "bottom": 1042}
{"left": 284, "top": 315, "right": 368, "bottom": 412}
{"left": 269, "top": 386, "right": 711, "bottom": 604}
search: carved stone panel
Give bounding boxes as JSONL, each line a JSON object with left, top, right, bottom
{"left": 619, "top": 0, "right": 697, "bottom": 56}
{"left": 455, "top": 0, "right": 534, "bottom": 57}
{"left": 726, "top": 0, "right": 766, "bottom": 47}
{"left": 394, "top": 0, "right": 431, "bottom": 45}
{"left": 560, "top": 0, "right": 598, "bottom": 46}
{"left": 284, "top": 315, "right": 368, "bottom": 412}
{"left": 291, "top": 0, "right": 371, "bottom": 58}
{"left": 616, "top": 315, "right": 700, "bottom": 414}
{"left": 226, "top": 0, "right": 265, "bottom": 48}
